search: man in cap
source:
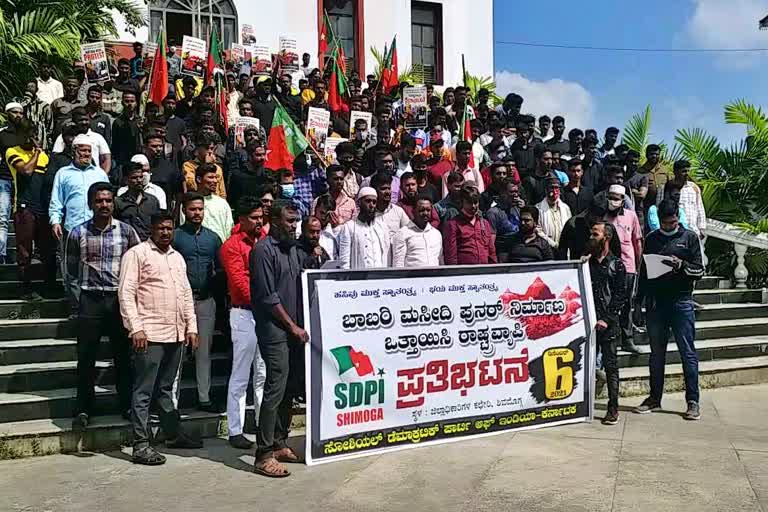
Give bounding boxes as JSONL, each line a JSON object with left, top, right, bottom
{"left": 116, "top": 154, "right": 168, "bottom": 209}
{"left": 0, "top": 102, "right": 27, "bottom": 263}
{"left": 337, "top": 187, "right": 392, "bottom": 269}
{"left": 49, "top": 134, "right": 109, "bottom": 315}
{"left": 252, "top": 76, "right": 276, "bottom": 138}
{"left": 604, "top": 184, "right": 643, "bottom": 354}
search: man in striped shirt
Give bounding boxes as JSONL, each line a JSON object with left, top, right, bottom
{"left": 66, "top": 182, "right": 140, "bottom": 430}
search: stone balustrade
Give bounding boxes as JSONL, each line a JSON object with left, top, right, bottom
{"left": 703, "top": 219, "right": 768, "bottom": 288}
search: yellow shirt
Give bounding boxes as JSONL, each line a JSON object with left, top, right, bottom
{"left": 5, "top": 146, "right": 49, "bottom": 210}
{"left": 182, "top": 160, "right": 227, "bottom": 199}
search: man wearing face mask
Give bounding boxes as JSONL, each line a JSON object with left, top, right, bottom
{"left": 537, "top": 177, "right": 572, "bottom": 249}
{"left": 114, "top": 163, "right": 161, "bottom": 241}
{"left": 409, "top": 154, "right": 440, "bottom": 204}
{"left": 635, "top": 200, "right": 704, "bottom": 420}
{"left": 277, "top": 169, "right": 300, "bottom": 209}
{"left": 335, "top": 142, "right": 363, "bottom": 197}
{"left": 584, "top": 221, "right": 626, "bottom": 425}
{"left": 604, "top": 184, "right": 643, "bottom": 354}
{"left": 117, "top": 155, "right": 167, "bottom": 209}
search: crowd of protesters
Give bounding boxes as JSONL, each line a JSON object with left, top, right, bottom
{"left": 0, "top": 44, "right": 706, "bottom": 476}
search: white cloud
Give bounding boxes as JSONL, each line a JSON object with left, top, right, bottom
{"left": 494, "top": 71, "right": 595, "bottom": 129}
{"left": 686, "top": 0, "right": 768, "bottom": 68}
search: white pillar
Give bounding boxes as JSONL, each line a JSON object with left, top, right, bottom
{"left": 734, "top": 243, "right": 749, "bottom": 289}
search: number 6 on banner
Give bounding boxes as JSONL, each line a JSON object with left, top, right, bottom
{"left": 542, "top": 347, "right": 575, "bottom": 400}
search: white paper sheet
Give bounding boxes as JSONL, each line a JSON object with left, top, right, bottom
{"left": 644, "top": 254, "right": 675, "bottom": 279}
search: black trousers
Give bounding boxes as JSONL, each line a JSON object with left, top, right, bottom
{"left": 131, "top": 343, "right": 183, "bottom": 449}
{"left": 255, "top": 340, "right": 293, "bottom": 462}
{"left": 597, "top": 324, "right": 620, "bottom": 413}
{"left": 76, "top": 290, "right": 132, "bottom": 416}
{"left": 620, "top": 273, "right": 637, "bottom": 346}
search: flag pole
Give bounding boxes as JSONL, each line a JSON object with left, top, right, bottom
{"left": 273, "top": 97, "right": 329, "bottom": 170}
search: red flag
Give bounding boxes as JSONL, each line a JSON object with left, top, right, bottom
{"left": 148, "top": 31, "right": 168, "bottom": 106}
{"left": 328, "top": 54, "right": 348, "bottom": 113}
{"left": 387, "top": 36, "right": 399, "bottom": 93}
{"left": 206, "top": 28, "right": 228, "bottom": 131}
{"left": 319, "top": 12, "right": 331, "bottom": 71}
{"left": 338, "top": 43, "right": 347, "bottom": 76}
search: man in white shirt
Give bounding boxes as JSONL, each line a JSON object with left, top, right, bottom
{"left": 312, "top": 193, "right": 338, "bottom": 259}
{"left": 537, "top": 177, "right": 572, "bottom": 248}
{"left": 36, "top": 63, "right": 64, "bottom": 105}
{"left": 338, "top": 187, "right": 391, "bottom": 269}
{"left": 52, "top": 107, "right": 110, "bottom": 174}
{"left": 371, "top": 171, "right": 410, "bottom": 242}
{"left": 393, "top": 195, "right": 442, "bottom": 267}
{"left": 116, "top": 154, "right": 168, "bottom": 210}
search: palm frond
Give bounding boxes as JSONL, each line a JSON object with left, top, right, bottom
{"left": 621, "top": 105, "right": 652, "bottom": 155}
{"left": 724, "top": 99, "right": 768, "bottom": 134}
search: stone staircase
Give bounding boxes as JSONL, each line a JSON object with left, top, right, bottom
{"left": 0, "top": 267, "right": 767, "bottom": 459}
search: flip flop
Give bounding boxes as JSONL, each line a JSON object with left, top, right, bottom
{"left": 253, "top": 457, "right": 291, "bottom": 478}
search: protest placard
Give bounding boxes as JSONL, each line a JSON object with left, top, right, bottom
{"left": 231, "top": 43, "right": 246, "bottom": 66}
{"left": 233, "top": 116, "right": 261, "bottom": 149}
{"left": 252, "top": 45, "right": 272, "bottom": 76}
{"left": 349, "top": 111, "right": 373, "bottom": 140}
{"left": 143, "top": 42, "right": 158, "bottom": 75}
{"left": 402, "top": 86, "right": 428, "bottom": 129}
{"left": 241, "top": 24, "right": 256, "bottom": 45}
{"left": 279, "top": 36, "right": 299, "bottom": 73}
{"left": 306, "top": 107, "right": 331, "bottom": 153}
{"left": 80, "top": 42, "right": 109, "bottom": 83}
{"left": 303, "top": 261, "right": 597, "bottom": 465}
{"left": 324, "top": 136, "right": 346, "bottom": 164}
{"left": 181, "top": 35, "right": 207, "bottom": 77}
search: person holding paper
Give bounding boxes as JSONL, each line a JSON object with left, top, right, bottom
{"left": 584, "top": 221, "right": 626, "bottom": 426}
{"left": 635, "top": 199, "right": 704, "bottom": 421}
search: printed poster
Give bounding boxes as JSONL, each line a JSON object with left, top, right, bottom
{"left": 241, "top": 24, "right": 256, "bottom": 45}
{"left": 80, "top": 42, "right": 109, "bottom": 83}
{"left": 279, "top": 36, "right": 299, "bottom": 73}
{"left": 402, "top": 86, "right": 428, "bottom": 129}
{"left": 143, "top": 42, "right": 158, "bottom": 74}
{"left": 230, "top": 43, "right": 246, "bottom": 66}
{"left": 252, "top": 45, "right": 273, "bottom": 76}
{"left": 306, "top": 107, "right": 331, "bottom": 153}
{"left": 303, "top": 262, "right": 597, "bottom": 465}
{"left": 349, "top": 111, "right": 373, "bottom": 140}
{"left": 233, "top": 116, "right": 261, "bottom": 149}
{"left": 324, "top": 136, "right": 346, "bottom": 164}
{"left": 181, "top": 35, "right": 207, "bottom": 77}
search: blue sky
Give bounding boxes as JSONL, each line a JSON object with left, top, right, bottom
{"left": 492, "top": 0, "right": 768, "bottom": 146}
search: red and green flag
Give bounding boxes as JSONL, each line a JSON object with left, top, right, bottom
{"left": 458, "top": 102, "right": 476, "bottom": 168}
{"left": 387, "top": 36, "right": 399, "bottom": 92}
{"left": 265, "top": 103, "right": 309, "bottom": 171}
{"left": 148, "top": 30, "right": 168, "bottom": 106}
{"left": 206, "top": 27, "right": 228, "bottom": 131}
{"left": 319, "top": 11, "right": 332, "bottom": 66}
{"left": 328, "top": 49, "right": 348, "bottom": 113}
{"left": 330, "top": 346, "right": 374, "bottom": 377}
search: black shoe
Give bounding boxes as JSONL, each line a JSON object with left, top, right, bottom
{"left": 166, "top": 432, "right": 203, "bottom": 449}
{"left": 634, "top": 397, "right": 662, "bottom": 414}
{"left": 229, "top": 434, "right": 254, "bottom": 450}
{"left": 684, "top": 401, "right": 701, "bottom": 421}
{"left": 20, "top": 288, "right": 44, "bottom": 302}
{"left": 132, "top": 446, "right": 167, "bottom": 466}
{"left": 121, "top": 410, "right": 131, "bottom": 421}
{"left": 198, "top": 401, "right": 221, "bottom": 413}
{"left": 602, "top": 410, "right": 619, "bottom": 425}
{"left": 622, "top": 340, "right": 642, "bottom": 354}
{"left": 72, "top": 412, "right": 89, "bottom": 430}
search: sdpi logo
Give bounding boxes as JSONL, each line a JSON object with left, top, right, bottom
{"left": 330, "top": 345, "right": 385, "bottom": 426}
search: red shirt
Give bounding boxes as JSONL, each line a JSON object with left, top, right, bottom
{"left": 397, "top": 200, "right": 440, "bottom": 228}
{"left": 442, "top": 213, "right": 497, "bottom": 265}
{"left": 220, "top": 224, "right": 260, "bottom": 306}
{"left": 480, "top": 164, "right": 521, "bottom": 190}
{"left": 427, "top": 159, "right": 454, "bottom": 190}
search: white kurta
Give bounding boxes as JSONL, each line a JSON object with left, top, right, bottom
{"left": 337, "top": 217, "right": 392, "bottom": 269}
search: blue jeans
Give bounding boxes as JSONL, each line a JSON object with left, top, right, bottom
{"left": 0, "top": 179, "right": 12, "bottom": 259}
{"left": 647, "top": 296, "right": 699, "bottom": 403}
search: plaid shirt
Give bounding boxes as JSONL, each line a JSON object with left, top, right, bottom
{"left": 294, "top": 165, "right": 326, "bottom": 218}
{"left": 657, "top": 181, "right": 707, "bottom": 235}
{"left": 65, "top": 218, "right": 140, "bottom": 291}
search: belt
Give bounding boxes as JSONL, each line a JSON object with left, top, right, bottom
{"left": 231, "top": 304, "right": 251, "bottom": 311}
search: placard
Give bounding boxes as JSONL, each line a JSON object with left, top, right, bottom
{"left": 241, "top": 24, "right": 256, "bottom": 45}
{"left": 233, "top": 115, "right": 261, "bottom": 149}
{"left": 306, "top": 106, "right": 331, "bottom": 153}
{"left": 181, "top": 35, "right": 207, "bottom": 77}
{"left": 303, "top": 262, "right": 596, "bottom": 465}
{"left": 252, "top": 45, "right": 273, "bottom": 76}
{"left": 403, "top": 86, "right": 428, "bottom": 129}
{"left": 143, "top": 42, "right": 158, "bottom": 74}
{"left": 324, "top": 136, "right": 346, "bottom": 164}
{"left": 231, "top": 43, "right": 246, "bottom": 66}
{"left": 279, "top": 36, "right": 299, "bottom": 73}
{"left": 349, "top": 110, "right": 373, "bottom": 140}
{"left": 80, "top": 42, "right": 109, "bottom": 83}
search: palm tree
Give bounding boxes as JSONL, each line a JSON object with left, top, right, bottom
{"left": 462, "top": 72, "right": 502, "bottom": 107}
{"left": 369, "top": 46, "right": 420, "bottom": 87}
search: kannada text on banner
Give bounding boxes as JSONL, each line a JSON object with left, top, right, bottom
{"left": 303, "top": 262, "right": 597, "bottom": 465}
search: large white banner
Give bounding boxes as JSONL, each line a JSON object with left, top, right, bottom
{"left": 303, "top": 262, "right": 597, "bottom": 465}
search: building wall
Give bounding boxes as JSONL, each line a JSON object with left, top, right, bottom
{"left": 116, "top": 0, "right": 494, "bottom": 86}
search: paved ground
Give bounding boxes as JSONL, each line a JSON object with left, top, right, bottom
{"left": 3, "top": 385, "right": 768, "bottom": 512}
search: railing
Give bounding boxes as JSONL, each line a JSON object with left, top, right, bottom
{"left": 703, "top": 219, "right": 768, "bottom": 288}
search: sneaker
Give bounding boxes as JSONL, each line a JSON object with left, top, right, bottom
{"left": 198, "top": 401, "right": 221, "bottom": 413}
{"left": 634, "top": 397, "right": 661, "bottom": 414}
{"left": 20, "top": 289, "right": 44, "bottom": 302}
{"left": 166, "top": 432, "right": 203, "bottom": 449}
{"left": 72, "top": 412, "right": 89, "bottom": 430}
{"left": 622, "top": 339, "right": 642, "bottom": 355}
{"left": 684, "top": 401, "right": 701, "bottom": 421}
{"left": 595, "top": 368, "right": 607, "bottom": 383}
{"left": 229, "top": 434, "right": 254, "bottom": 450}
{"left": 602, "top": 410, "right": 619, "bottom": 425}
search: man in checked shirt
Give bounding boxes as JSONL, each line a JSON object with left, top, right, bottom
{"left": 66, "top": 182, "right": 140, "bottom": 430}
